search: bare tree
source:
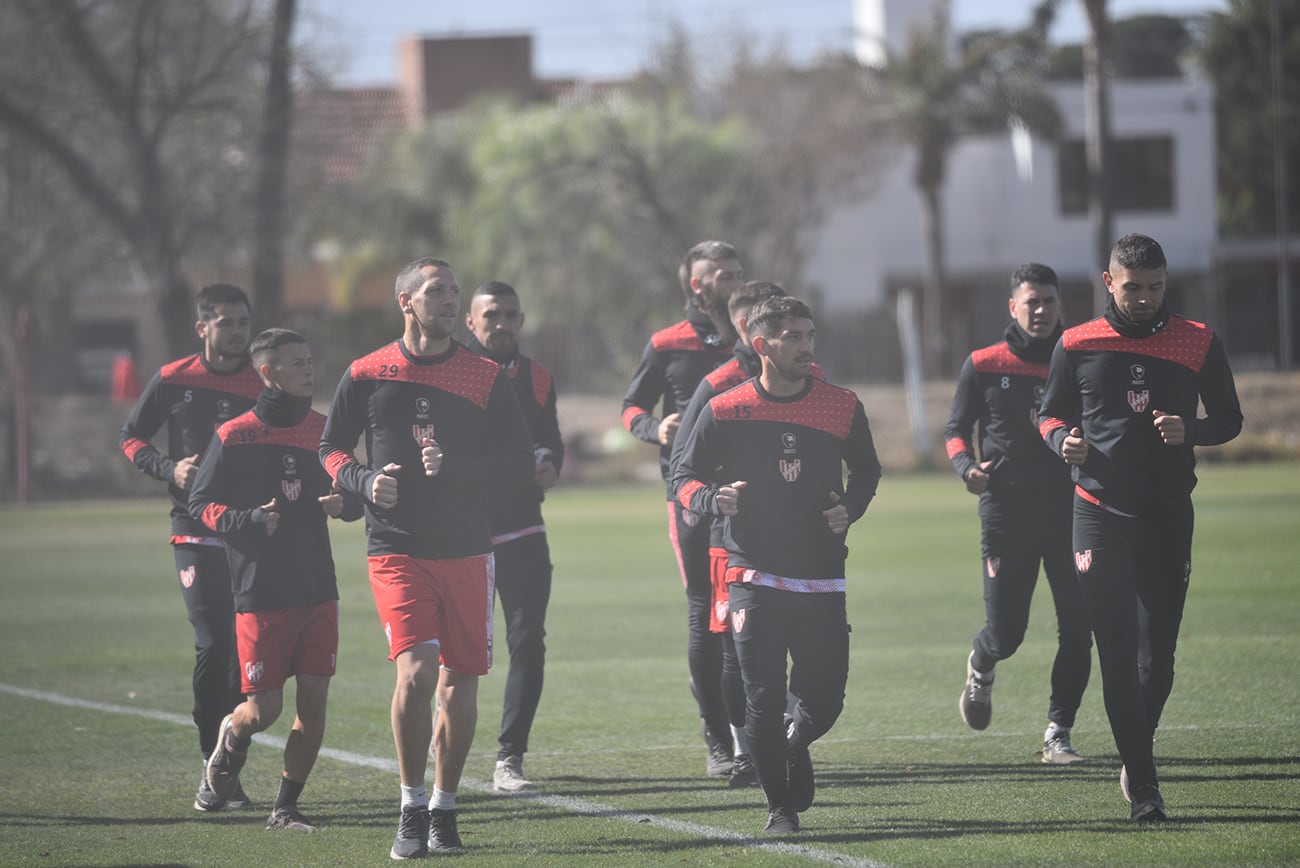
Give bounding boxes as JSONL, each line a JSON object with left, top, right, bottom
{"left": 0, "top": 1, "right": 277, "bottom": 358}
{"left": 250, "top": 0, "right": 298, "bottom": 329}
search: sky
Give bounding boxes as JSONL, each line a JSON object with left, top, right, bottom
{"left": 303, "top": 0, "right": 1227, "bottom": 86}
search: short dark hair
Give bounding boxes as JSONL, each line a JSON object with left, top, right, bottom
{"left": 1010, "top": 263, "right": 1058, "bottom": 293}
{"left": 473, "top": 280, "right": 518, "bottom": 301}
{"left": 1110, "top": 234, "right": 1166, "bottom": 271}
{"left": 395, "top": 257, "right": 453, "bottom": 299}
{"left": 196, "top": 284, "right": 250, "bottom": 321}
{"left": 728, "top": 280, "right": 786, "bottom": 318}
{"left": 749, "top": 295, "right": 813, "bottom": 339}
{"left": 678, "top": 240, "right": 739, "bottom": 300}
{"left": 249, "top": 328, "right": 306, "bottom": 368}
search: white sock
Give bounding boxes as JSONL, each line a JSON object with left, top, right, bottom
{"left": 400, "top": 784, "right": 428, "bottom": 809}
{"left": 731, "top": 725, "right": 749, "bottom": 756}
{"left": 430, "top": 787, "right": 456, "bottom": 811}
{"left": 1045, "top": 723, "right": 1070, "bottom": 741}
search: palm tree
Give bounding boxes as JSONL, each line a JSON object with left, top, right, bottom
{"left": 1082, "top": 0, "right": 1115, "bottom": 315}
{"left": 869, "top": 0, "right": 1062, "bottom": 376}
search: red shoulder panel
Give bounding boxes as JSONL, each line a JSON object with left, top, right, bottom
{"left": 351, "top": 343, "right": 497, "bottom": 409}
{"left": 1063, "top": 315, "right": 1213, "bottom": 372}
{"left": 971, "top": 342, "right": 1049, "bottom": 379}
{"left": 160, "top": 355, "right": 264, "bottom": 397}
{"left": 218, "top": 410, "right": 327, "bottom": 452}
{"left": 650, "top": 320, "right": 707, "bottom": 353}
{"left": 705, "top": 358, "right": 747, "bottom": 391}
{"left": 709, "top": 379, "right": 858, "bottom": 440}
{"left": 530, "top": 361, "right": 553, "bottom": 409}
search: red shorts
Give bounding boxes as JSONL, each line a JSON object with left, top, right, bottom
{"left": 235, "top": 600, "right": 339, "bottom": 694}
{"left": 368, "top": 553, "right": 495, "bottom": 675}
{"left": 709, "top": 547, "right": 730, "bottom": 633}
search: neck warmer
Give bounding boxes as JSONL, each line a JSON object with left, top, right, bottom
{"left": 256, "top": 387, "right": 312, "bottom": 428}
{"left": 1104, "top": 295, "right": 1170, "bottom": 339}
{"left": 1004, "top": 320, "right": 1063, "bottom": 364}
{"left": 734, "top": 341, "right": 761, "bottom": 377}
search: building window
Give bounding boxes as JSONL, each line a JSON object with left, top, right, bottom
{"left": 1058, "top": 137, "right": 1175, "bottom": 215}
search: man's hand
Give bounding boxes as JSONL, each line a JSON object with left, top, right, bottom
{"left": 534, "top": 457, "right": 558, "bottom": 490}
{"left": 371, "top": 463, "right": 401, "bottom": 508}
{"left": 657, "top": 412, "right": 681, "bottom": 447}
{"left": 318, "top": 481, "right": 344, "bottom": 518}
{"left": 964, "top": 460, "right": 993, "bottom": 494}
{"left": 715, "top": 480, "right": 747, "bottom": 516}
{"left": 172, "top": 454, "right": 200, "bottom": 491}
{"left": 1061, "top": 427, "right": 1089, "bottom": 465}
{"left": 1152, "top": 409, "right": 1185, "bottom": 446}
{"left": 823, "top": 491, "right": 850, "bottom": 534}
{"left": 257, "top": 497, "right": 281, "bottom": 536}
{"left": 421, "top": 436, "right": 443, "bottom": 477}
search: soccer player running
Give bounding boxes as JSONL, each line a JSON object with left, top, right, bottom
{"left": 945, "top": 264, "right": 1093, "bottom": 763}
{"left": 1039, "top": 234, "right": 1242, "bottom": 821}
{"left": 622, "top": 240, "right": 743, "bottom": 777}
{"left": 189, "top": 329, "right": 363, "bottom": 832}
{"left": 320, "top": 257, "right": 534, "bottom": 858}
{"left": 118, "top": 283, "right": 261, "bottom": 812}
{"left": 463, "top": 280, "right": 564, "bottom": 793}
{"left": 674, "top": 296, "right": 882, "bottom": 835}
{"left": 670, "top": 280, "right": 821, "bottom": 789}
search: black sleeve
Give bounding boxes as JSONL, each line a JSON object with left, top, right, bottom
{"left": 668, "top": 377, "right": 716, "bottom": 497}
{"left": 621, "top": 340, "right": 665, "bottom": 443}
{"left": 119, "top": 370, "right": 175, "bottom": 482}
{"left": 1038, "top": 338, "right": 1078, "bottom": 458}
{"left": 188, "top": 434, "right": 268, "bottom": 542}
{"left": 534, "top": 378, "right": 565, "bottom": 475}
{"left": 320, "top": 368, "right": 381, "bottom": 502}
{"left": 944, "top": 356, "right": 981, "bottom": 481}
{"left": 672, "top": 404, "right": 724, "bottom": 518}
{"left": 841, "top": 401, "right": 882, "bottom": 524}
{"left": 1188, "top": 335, "right": 1243, "bottom": 447}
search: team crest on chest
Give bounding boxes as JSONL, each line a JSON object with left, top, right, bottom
{"left": 1074, "top": 549, "right": 1093, "bottom": 573}
{"left": 1127, "top": 389, "right": 1150, "bottom": 413}
{"left": 282, "top": 478, "right": 302, "bottom": 501}
{"left": 779, "top": 459, "right": 802, "bottom": 483}
{"left": 412, "top": 423, "right": 435, "bottom": 445}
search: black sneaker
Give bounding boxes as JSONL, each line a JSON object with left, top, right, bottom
{"left": 1130, "top": 786, "right": 1168, "bottom": 822}
{"left": 763, "top": 806, "right": 800, "bottom": 835}
{"left": 428, "top": 808, "right": 465, "bottom": 854}
{"left": 225, "top": 780, "right": 253, "bottom": 810}
{"left": 959, "top": 651, "right": 994, "bottom": 731}
{"left": 728, "top": 753, "right": 759, "bottom": 788}
{"left": 206, "top": 714, "right": 248, "bottom": 801}
{"left": 701, "top": 720, "right": 734, "bottom": 778}
{"left": 390, "top": 806, "right": 430, "bottom": 860}
{"left": 266, "top": 806, "right": 317, "bottom": 832}
{"left": 194, "top": 767, "right": 226, "bottom": 812}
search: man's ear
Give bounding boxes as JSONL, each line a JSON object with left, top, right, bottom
{"left": 194, "top": 320, "right": 207, "bottom": 340}
{"left": 398, "top": 292, "right": 412, "bottom": 315}
{"left": 752, "top": 334, "right": 768, "bottom": 357}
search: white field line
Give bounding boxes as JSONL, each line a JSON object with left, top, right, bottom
{"left": 1, "top": 682, "right": 887, "bottom": 868}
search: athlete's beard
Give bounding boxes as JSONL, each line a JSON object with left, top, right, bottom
{"left": 706, "top": 295, "right": 736, "bottom": 345}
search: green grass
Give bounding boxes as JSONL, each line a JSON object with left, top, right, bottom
{"left": 1, "top": 463, "right": 1298, "bottom": 866}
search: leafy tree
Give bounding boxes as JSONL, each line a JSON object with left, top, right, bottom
{"left": 457, "top": 95, "right": 773, "bottom": 386}
{"left": 1200, "top": 0, "right": 1300, "bottom": 239}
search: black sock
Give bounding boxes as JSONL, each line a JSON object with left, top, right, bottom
{"left": 275, "top": 776, "right": 305, "bottom": 811}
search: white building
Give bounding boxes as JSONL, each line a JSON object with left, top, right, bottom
{"left": 812, "top": 0, "right": 1219, "bottom": 358}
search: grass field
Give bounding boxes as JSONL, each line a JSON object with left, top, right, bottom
{"left": 1, "top": 463, "right": 1298, "bottom": 866}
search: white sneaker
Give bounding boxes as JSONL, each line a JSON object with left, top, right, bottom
{"left": 493, "top": 755, "right": 536, "bottom": 793}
